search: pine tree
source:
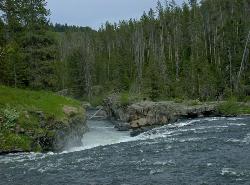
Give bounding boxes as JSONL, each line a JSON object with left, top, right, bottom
{"left": 0, "top": 0, "right": 57, "bottom": 89}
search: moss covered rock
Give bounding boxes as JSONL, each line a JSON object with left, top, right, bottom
{"left": 0, "top": 86, "right": 87, "bottom": 154}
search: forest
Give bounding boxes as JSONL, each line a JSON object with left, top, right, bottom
{"left": 1, "top": 0, "right": 250, "bottom": 104}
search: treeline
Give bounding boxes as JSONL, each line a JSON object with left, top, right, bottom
{"left": 0, "top": 0, "right": 58, "bottom": 89}
{"left": 1, "top": 0, "right": 250, "bottom": 102}
{"left": 51, "top": 23, "right": 92, "bottom": 33}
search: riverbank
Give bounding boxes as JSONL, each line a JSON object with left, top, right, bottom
{"left": 0, "top": 86, "right": 87, "bottom": 154}
{"left": 104, "top": 95, "right": 250, "bottom": 136}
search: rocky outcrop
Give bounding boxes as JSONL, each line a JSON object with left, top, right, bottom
{"left": 34, "top": 109, "right": 87, "bottom": 152}
{"left": 0, "top": 86, "right": 88, "bottom": 154}
{"left": 0, "top": 109, "right": 87, "bottom": 155}
{"left": 104, "top": 95, "right": 220, "bottom": 136}
{"left": 63, "top": 106, "right": 79, "bottom": 117}
{"left": 38, "top": 113, "right": 87, "bottom": 152}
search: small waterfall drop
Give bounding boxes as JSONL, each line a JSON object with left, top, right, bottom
{"left": 66, "top": 119, "right": 132, "bottom": 152}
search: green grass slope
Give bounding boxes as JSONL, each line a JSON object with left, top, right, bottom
{"left": 218, "top": 99, "right": 250, "bottom": 116}
{"left": 0, "top": 86, "right": 85, "bottom": 153}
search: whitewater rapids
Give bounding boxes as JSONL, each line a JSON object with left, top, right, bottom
{"left": 0, "top": 117, "right": 250, "bottom": 185}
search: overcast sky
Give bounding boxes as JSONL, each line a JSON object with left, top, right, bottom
{"left": 47, "top": 0, "right": 184, "bottom": 29}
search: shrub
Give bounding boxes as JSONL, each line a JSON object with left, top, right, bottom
{"left": 174, "top": 98, "right": 184, "bottom": 103}
{"left": 120, "top": 92, "right": 130, "bottom": 106}
{"left": 89, "top": 96, "right": 104, "bottom": 107}
{"left": 243, "top": 96, "right": 250, "bottom": 103}
{"left": 218, "top": 97, "right": 250, "bottom": 115}
{"left": 1, "top": 106, "right": 19, "bottom": 129}
{"left": 218, "top": 101, "right": 239, "bottom": 116}
{"left": 186, "top": 99, "right": 201, "bottom": 106}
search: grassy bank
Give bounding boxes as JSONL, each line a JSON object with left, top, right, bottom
{"left": 218, "top": 99, "right": 250, "bottom": 116}
{"left": 115, "top": 92, "right": 250, "bottom": 116}
{"left": 0, "top": 86, "right": 85, "bottom": 153}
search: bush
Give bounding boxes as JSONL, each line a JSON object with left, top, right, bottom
{"left": 120, "top": 92, "right": 130, "bottom": 106}
{"left": 218, "top": 97, "right": 250, "bottom": 115}
{"left": 218, "top": 101, "right": 239, "bottom": 116}
{"left": 243, "top": 96, "right": 250, "bottom": 103}
{"left": 89, "top": 96, "right": 104, "bottom": 107}
{"left": 174, "top": 98, "right": 184, "bottom": 103}
{"left": 1, "top": 106, "right": 19, "bottom": 129}
{"left": 185, "top": 99, "right": 202, "bottom": 106}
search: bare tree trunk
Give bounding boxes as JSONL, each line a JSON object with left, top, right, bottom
{"left": 159, "top": 23, "right": 166, "bottom": 82}
{"left": 214, "top": 27, "right": 218, "bottom": 64}
{"left": 133, "top": 26, "right": 145, "bottom": 94}
{"left": 107, "top": 44, "right": 111, "bottom": 80}
{"left": 228, "top": 48, "right": 233, "bottom": 93}
{"left": 85, "top": 38, "right": 94, "bottom": 100}
{"left": 14, "top": 62, "right": 17, "bottom": 88}
{"left": 59, "top": 38, "right": 68, "bottom": 89}
{"left": 237, "top": 31, "right": 250, "bottom": 86}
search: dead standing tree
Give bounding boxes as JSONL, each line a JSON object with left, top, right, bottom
{"left": 133, "top": 25, "right": 145, "bottom": 94}
{"left": 237, "top": 31, "right": 250, "bottom": 89}
{"left": 78, "top": 33, "right": 94, "bottom": 100}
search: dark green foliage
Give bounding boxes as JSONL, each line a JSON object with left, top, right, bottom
{"left": 54, "top": 0, "right": 250, "bottom": 101}
{"left": 218, "top": 97, "right": 250, "bottom": 116}
{"left": 20, "top": 30, "right": 57, "bottom": 89}
{"left": 0, "top": 0, "right": 57, "bottom": 89}
{"left": 1, "top": 0, "right": 250, "bottom": 102}
{"left": 51, "top": 23, "right": 93, "bottom": 33}
{"left": 120, "top": 92, "right": 130, "bottom": 106}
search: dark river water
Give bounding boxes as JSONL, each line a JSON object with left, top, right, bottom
{"left": 0, "top": 117, "right": 250, "bottom": 185}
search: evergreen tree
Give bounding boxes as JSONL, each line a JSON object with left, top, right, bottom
{"left": 0, "top": 0, "right": 57, "bottom": 89}
{"left": 1, "top": 0, "right": 250, "bottom": 100}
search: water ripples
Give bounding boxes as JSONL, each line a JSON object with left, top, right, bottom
{"left": 0, "top": 117, "right": 250, "bottom": 185}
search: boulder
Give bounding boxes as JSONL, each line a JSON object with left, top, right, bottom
{"left": 131, "top": 121, "right": 139, "bottom": 128}
{"left": 57, "top": 89, "right": 69, "bottom": 97}
{"left": 104, "top": 95, "right": 220, "bottom": 134}
{"left": 130, "top": 118, "right": 148, "bottom": 128}
{"left": 82, "top": 102, "right": 92, "bottom": 109}
{"left": 96, "top": 110, "right": 107, "bottom": 119}
{"left": 114, "top": 121, "right": 130, "bottom": 131}
{"left": 63, "top": 106, "right": 79, "bottom": 117}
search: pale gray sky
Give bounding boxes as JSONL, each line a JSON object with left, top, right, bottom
{"left": 47, "top": 0, "right": 184, "bottom": 29}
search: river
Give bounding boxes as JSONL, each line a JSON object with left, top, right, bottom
{"left": 0, "top": 117, "right": 250, "bottom": 185}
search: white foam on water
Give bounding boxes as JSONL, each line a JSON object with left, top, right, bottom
{"left": 226, "top": 138, "right": 242, "bottom": 143}
{"left": 203, "top": 117, "right": 246, "bottom": 122}
{"left": 167, "top": 119, "right": 201, "bottom": 128}
{"left": 204, "top": 117, "right": 224, "bottom": 122}
{"left": 242, "top": 133, "right": 250, "bottom": 144}
{"left": 207, "top": 163, "right": 213, "bottom": 167}
{"left": 37, "top": 162, "right": 59, "bottom": 174}
{"left": 65, "top": 118, "right": 199, "bottom": 152}
{"left": 67, "top": 118, "right": 230, "bottom": 152}
{"left": 153, "top": 160, "right": 175, "bottom": 166}
{"left": 178, "top": 137, "right": 207, "bottom": 143}
{"left": 149, "top": 168, "right": 165, "bottom": 175}
{"left": 64, "top": 120, "right": 136, "bottom": 153}
{"left": 0, "top": 152, "right": 56, "bottom": 164}
{"left": 138, "top": 130, "right": 175, "bottom": 140}
{"left": 76, "top": 156, "right": 92, "bottom": 163}
{"left": 67, "top": 136, "right": 135, "bottom": 152}
{"left": 226, "top": 133, "right": 250, "bottom": 144}
{"left": 198, "top": 125, "right": 228, "bottom": 129}
{"left": 138, "top": 119, "right": 204, "bottom": 139}
{"left": 227, "top": 122, "right": 247, "bottom": 126}
{"left": 227, "top": 117, "right": 245, "bottom": 121}
{"left": 221, "top": 168, "right": 237, "bottom": 176}
{"left": 64, "top": 119, "right": 195, "bottom": 153}
{"left": 62, "top": 117, "right": 248, "bottom": 153}
{"left": 220, "top": 168, "right": 247, "bottom": 177}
